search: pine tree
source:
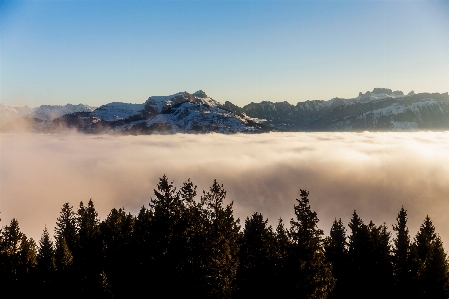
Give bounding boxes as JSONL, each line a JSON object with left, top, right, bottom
{"left": 54, "top": 203, "right": 78, "bottom": 254}
{"left": 17, "top": 234, "right": 37, "bottom": 294}
{"left": 37, "top": 226, "right": 56, "bottom": 295}
{"left": 392, "top": 207, "right": 413, "bottom": 297}
{"left": 0, "top": 219, "right": 38, "bottom": 295}
{"left": 200, "top": 179, "right": 240, "bottom": 299}
{"left": 273, "top": 218, "right": 291, "bottom": 297}
{"left": 324, "top": 218, "right": 348, "bottom": 299}
{"left": 288, "top": 189, "right": 335, "bottom": 299}
{"left": 55, "top": 236, "right": 73, "bottom": 272}
{"left": 100, "top": 207, "right": 135, "bottom": 297}
{"left": 0, "top": 219, "right": 29, "bottom": 290}
{"left": 76, "top": 199, "right": 103, "bottom": 295}
{"left": 347, "top": 211, "right": 393, "bottom": 298}
{"left": 412, "top": 215, "right": 449, "bottom": 299}
{"left": 147, "top": 175, "right": 185, "bottom": 296}
{"left": 236, "top": 212, "right": 277, "bottom": 298}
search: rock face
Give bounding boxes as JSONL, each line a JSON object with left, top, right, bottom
{"left": 2, "top": 88, "right": 449, "bottom": 134}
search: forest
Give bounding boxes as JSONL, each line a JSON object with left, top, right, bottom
{"left": 1, "top": 175, "right": 448, "bottom": 299}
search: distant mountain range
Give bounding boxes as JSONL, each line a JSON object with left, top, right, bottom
{"left": 1, "top": 88, "right": 449, "bottom": 134}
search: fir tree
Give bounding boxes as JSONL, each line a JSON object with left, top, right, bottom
{"left": 412, "top": 216, "right": 449, "bottom": 299}
{"left": 200, "top": 180, "right": 240, "bottom": 299}
{"left": 392, "top": 207, "right": 413, "bottom": 297}
{"left": 54, "top": 203, "right": 78, "bottom": 254}
{"left": 148, "top": 175, "right": 185, "bottom": 296}
{"left": 17, "top": 235, "right": 37, "bottom": 294}
{"left": 76, "top": 199, "right": 103, "bottom": 295}
{"left": 347, "top": 211, "right": 393, "bottom": 298}
{"left": 273, "top": 218, "right": 292, "bottom": 297}
{"left": 37, "top": 226, "right": 56, "bottom": 295}
{"left": 236, "top": 212, "right": 277, "bottom": 298}
{"left": 100, "top": 207, "right": 135, "bottom": 297}
{"left": 288, "top": 189, "right": 335, "bottom": 299}
{"left": 324, "top": 218, "right": 348, "bottom": 299}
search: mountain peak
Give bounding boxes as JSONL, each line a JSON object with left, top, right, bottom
{"left": 372, "top": 88, "right": 393, "bottom": 95}
{"left": 193, "top": 90, "right": 208, "bottom": 98}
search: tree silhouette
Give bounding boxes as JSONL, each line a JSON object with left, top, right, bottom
{"left": 37, "top": 226, "right": 56, "bottom": 296}
{"left": 100, "top": 208, "right": 135, "bottom": 297}
{"left": 412, "top": 216, "right": 449, "bottom": 299}
{"left": 200, "top": 179, "right": 240, "bottom": 299}
{"left": 288, "top": 189, "right": 335, "bottom": 299}
{"left": 392, "top": 207, "right": 413, "bottom": 297}
{"left": 236, "top": 212, "right": 277, "bottom": 298}
{"left": 76, "top": 199, "right": 103, "bottom": 296}
{"left": 325, "top": 218, "right": 349, "bottom": 299}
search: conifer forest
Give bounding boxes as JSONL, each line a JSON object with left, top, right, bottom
{"left": 1, "top": 176, "right": 449, "bottom": 298}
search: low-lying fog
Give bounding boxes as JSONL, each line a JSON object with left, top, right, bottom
{"left": 1, "top": 132, "right": 449, "bottom": 246}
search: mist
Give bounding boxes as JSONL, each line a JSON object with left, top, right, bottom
{"left": 1, "top": 132, "right": 449, "bottom": 246}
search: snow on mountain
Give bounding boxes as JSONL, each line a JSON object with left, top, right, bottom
{"left": 92, "top": 102, "right": 145, "bottom": 121}
{"left": 140, "top": 100, "right": 258, "bottom": 133}
{"left": 3, "top": 88, "right": 449, "bottom": 133}
{"left": 31, "top": 104, "right": 96, "bottom": 121}
{"left": 143, "top": 90, "right": 220, "bottom": 116}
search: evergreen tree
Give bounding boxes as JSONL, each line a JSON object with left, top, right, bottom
{"left": 324, "top": 218, "right": 349, "bottom": 299}
{"left": 54, "top": 203, "right": 78, "bottom": 254}
{"left": 412, "top": 216, "right": 449, "bottom": 299}
{"left": 236, "top": 212, "right": 277, "bottom": 298}
{"left": 200, "top": 179, "right": 240, "bottom": 299}
{"left": 347, "top": 211, "right": 393, "bottom": 298}
{"left": 17, "top": 235, "right": 37, "bottom": 294}
{"left": 288, "top": 189, "right": 335, "bottom": 299}
{"left": 37, "top": 226, "right": 56, "bottom": 296}
{"left": 147, "top": 175, "right": 185, "bottom": 296}
{"left": 76, "top": 199, "right": 103, "bottom": 295}
{"left": 53, "top": 202, "right": 77, "bottom": 295}
{"left": 392, "top": 207, "right": 413, "bottom": 297}
{"left": 130, "top": 205, "right": 153, "bottom": 296}
{"left": 273, "top": 218, "right": 292, "bottom": 297}
{"left": 0, "top": 219, "right": 37, "bottom": 295}
{"left": 54, "top": 236, "right": 73, "bottom": 272}
{"left": 100, "top": 207, "right": 135, "bottom": 297}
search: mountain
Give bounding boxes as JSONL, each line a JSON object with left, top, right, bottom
{"left": 2, "top": 88, "right": 449, "bottom": 134}
{"left": 223, "top": 88, "right": 449, "bottom": 131}
{"left": 0, "top": 104, "right": 33, "bottom": 126}
{"left": 31, "top": 104, "right": 96, "bottom": 121}
{"left": 0, "top": 103, "right": 96, "bottom": 126}
{"left": 1, "top": 91, "right": 268, "bottom": 134}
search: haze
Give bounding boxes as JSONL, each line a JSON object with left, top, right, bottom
{"left": 1, "top": 132, "right": 449, "bottom": 245}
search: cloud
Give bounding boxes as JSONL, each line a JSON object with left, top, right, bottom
{"left": 1, "top": 132, "right": 449, "bottom": 247}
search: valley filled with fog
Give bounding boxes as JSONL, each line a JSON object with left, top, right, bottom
{"left": 1, "top": 132, "right": 449, "bottom": 245}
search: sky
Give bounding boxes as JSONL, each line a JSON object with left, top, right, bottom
{"left": 1, "top": 0, "right": 449, "bottom": 107}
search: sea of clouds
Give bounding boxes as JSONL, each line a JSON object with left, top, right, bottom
{"left": 1, "top": 132, "right": 449, "bottom": 246}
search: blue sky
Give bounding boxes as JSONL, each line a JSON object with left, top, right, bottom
{"left": 1, "top": 0, "right": 448, "bottom": 107}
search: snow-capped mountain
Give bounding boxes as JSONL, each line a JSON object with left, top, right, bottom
{"left": 92, "top": 102, "right": 145, "bottom": 121}
{"left": 224, "top": 88, "right": 449, "bottom": 131}
{"left": 2, "top": 91, "right": 267, "bottom": 134}
{"left": 0, "top": 103, "right": 96, "bottom": 126}
{"left": 31, "top": 104, "right": 96, "bottom": 121}
{"left": 2, "top": 88, "right": 449, "bottom": 133}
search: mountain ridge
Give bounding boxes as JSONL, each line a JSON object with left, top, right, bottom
{"left": 2, "top": 88, "right": 449, "bottom": 133}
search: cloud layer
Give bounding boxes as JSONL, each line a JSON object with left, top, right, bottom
{"left": 1, "top": 132, "right": 449, "bottom": 246}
